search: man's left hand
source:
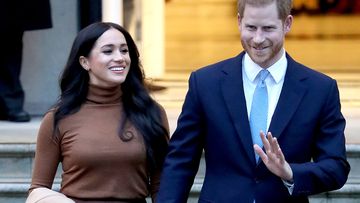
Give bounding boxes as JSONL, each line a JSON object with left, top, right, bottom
{"left": 254, "top": 132, "right": 293, "bottom": 181}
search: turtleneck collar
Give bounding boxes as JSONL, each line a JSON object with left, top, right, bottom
{"left": 86, "top": 84, "right": 122, "bottom": 104}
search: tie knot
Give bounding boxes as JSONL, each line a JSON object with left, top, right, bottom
{"left": 259, "top": 69, "right": 270, "bottom": 81}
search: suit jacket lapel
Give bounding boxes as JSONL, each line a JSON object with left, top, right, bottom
{"left": 269, "top": 54, "right": 308, "bottom": 139}
{"left": 221, "top": 53, "right": 256, "bottom": 165}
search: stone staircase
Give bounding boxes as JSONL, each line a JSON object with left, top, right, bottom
{"left": 0, "top": 142, "right": 359, "bottom": 203}
{"left": 0, "top": 143, "right": 62, "bottom": 203}
{"left": 1, "top": 72, "right": 359, "bottom": 202}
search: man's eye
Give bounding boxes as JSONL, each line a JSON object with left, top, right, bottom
{"left": 247, "top": 26, "right": 256, "bottom": 31}
{"left": 264, "top": 27, "right": 274, "bottom": 31}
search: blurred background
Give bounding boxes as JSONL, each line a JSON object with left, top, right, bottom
{"left": 17, "top": 0, "right": 360, "bottom": 116}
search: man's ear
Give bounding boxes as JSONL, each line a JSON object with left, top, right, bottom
{"left": 237, "top": 13, "right": 242, "bottom": 32}
{"left": 284, "top": 15, "right": 293, "bottom": 34}
{"left": 79, "top": 56, "right": 90, "bottom": 71}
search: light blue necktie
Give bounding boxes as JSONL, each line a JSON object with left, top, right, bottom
{"left": 250, "top": 69, "right": 270, "bottom": 162}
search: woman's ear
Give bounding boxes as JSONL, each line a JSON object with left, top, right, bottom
{"left": 79, "top": 56, "right": 90, "bottom": 71}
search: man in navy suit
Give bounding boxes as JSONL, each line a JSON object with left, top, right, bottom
{"left": 156, "top": 0, "right": 350, "bottom": 202}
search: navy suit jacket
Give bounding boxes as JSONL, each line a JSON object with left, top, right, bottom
{"left": 157, "top": 52, "right": 350, "bottom": 203}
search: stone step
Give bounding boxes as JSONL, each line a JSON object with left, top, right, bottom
{"left": 3, "top": 144, "right": 358, "bottom": 182}
{"left": 0, "top": 180, "right": 359, "bottom": 203}
{"left": 0, "top": 143, "right": 360, "bottom": 202}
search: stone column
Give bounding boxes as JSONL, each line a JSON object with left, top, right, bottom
{"left": 102, "top": 0, "right": 123, "bottom": 25}
{"left": 141, "top": 0, "right": 165, "bottom": 78}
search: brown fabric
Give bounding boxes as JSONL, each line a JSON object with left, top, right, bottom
{"left": 30, "top": 84, "right": 169, "bottom": 202}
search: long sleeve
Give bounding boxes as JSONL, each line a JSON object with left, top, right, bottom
{"left": 150, "top": 104, "right": 170, "bottom": 202}
{"left": 29, "top": 111, "right": 61, "bottom": 191}
{"left": 291, "top": 80, "right": 350, "bottom": 196}
{"left": 156, "top": 72, "right": 205, "bottom": 203}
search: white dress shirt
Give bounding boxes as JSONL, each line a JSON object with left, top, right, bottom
{"left": 242, "top": 50, "right": 294, "bottom": 195}
{"left": 243, "top": 50, "right": 287, "bottom": 130}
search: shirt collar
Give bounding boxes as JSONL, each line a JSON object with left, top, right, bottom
{"left": 243, "top": 49, "right": 287, "bottom": 84}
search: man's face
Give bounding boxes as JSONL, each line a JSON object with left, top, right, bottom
{"left": 238, "top": 1, "right": 292, "bottom": 68}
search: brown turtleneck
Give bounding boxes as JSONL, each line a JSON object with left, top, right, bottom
{"left": 29, "top": 84, "right": 169, "bottom": 202}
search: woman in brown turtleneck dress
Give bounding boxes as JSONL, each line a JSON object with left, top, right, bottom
{"left": 27, "top": 22, "right": 169, "bottom": 203}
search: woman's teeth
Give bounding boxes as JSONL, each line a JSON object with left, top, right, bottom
{"left": 109, "top": 67, "right": 124, "bottom": 71}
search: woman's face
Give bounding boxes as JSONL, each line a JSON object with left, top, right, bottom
{"left": 80, "top": 28, "right": 131, "bottom": 88}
